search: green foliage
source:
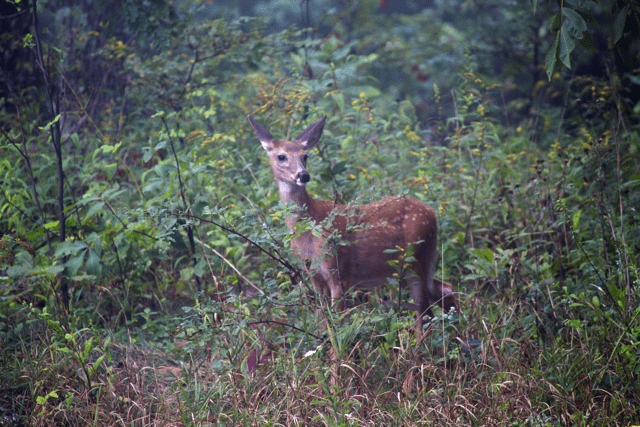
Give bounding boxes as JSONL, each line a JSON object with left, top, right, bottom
{"left": 1, "top": 0, "right": 639, "bottom": 425}
{"left": 542, "top": 1, "right": 640, "bottom": 79}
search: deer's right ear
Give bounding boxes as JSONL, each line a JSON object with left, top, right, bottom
{"left": 295, "top": 115, "right": 326, "bottom": 150}
{"left": 248, "top": 115, "right": 274, "bottom": 151}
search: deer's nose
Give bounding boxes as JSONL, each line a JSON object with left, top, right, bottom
{"left": 298, "top": 172, "right": 310, "bottom": 183}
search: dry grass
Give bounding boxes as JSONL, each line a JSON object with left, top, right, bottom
{"left": 2, "top": 293, "right": 637, "bottom": 427}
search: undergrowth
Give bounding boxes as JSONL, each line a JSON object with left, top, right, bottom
{"left": 1, "top": 3, "right": 639, "bottom": 426}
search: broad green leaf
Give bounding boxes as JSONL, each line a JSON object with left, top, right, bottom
{"left": 44, "top": 220, "right": 60, "bottom": 232}
{"left": 143, "top": 178, "right": 165, "bottom": 193}
{"left": 351, "top": 85, "right": 381, "bottom": 99}
{"left": 104, "top": 163, "right": 117, "bottom": 180}
{"left": 574, "top": 8, "right": 598, "bottom": 27}
{"left": 558, "top": 24, "right": 575, "bottom": 69}
{"left": 55, "top": 240, "right": 88, "bottom": 257}
{"left": 142, "top": 147, "right": 153, "bottom": 163}
{"left": 85, "top": 248, "right": 102, "bottom": 277}
{"left": 92, "top": 235, "right": 102, "bottom": 257}
{"left": 6, "top": 264, "right": 35, "bottom": 278}
{"left": 550, "top": 12, "right": 562, "bottom": 33}
{"left": 99, "top": 140, "right": 123, "bottom": 154}
{"left": 333, "top": 41, "right": 354, "bottom": 62}
{"left": 332, "top": 161, "right": 347, "bottom": 174}
{"left": 83, "top": 201, "right": 105, "bottom": 222}
{"left": 545, "top": 33, "right": 560, "bottom": 80}
{"left": 65, "top": 251, "right": 86, "bottom": 276}
{"left": 25, "top": 229, "right": 45, "bottom": 240}
{"left": 474, "top": 247, "right": 494, "bottom": 264}
{"left": 194, "top": 257, "right": 206, "bottom": 277}
{"left": 580, "top": 32, "right": 598, "bottom": 52}
{"left": 46, "top": 265, "right": 65, "bottom": 275}
{"left": 561, "top": 8, "right": 586, "bottom": 39}
{"left": 180, "top": 266, "right": 194, "bottom": 281}
{"left": 613, "top": 5, "right": 628, "bottom": 45}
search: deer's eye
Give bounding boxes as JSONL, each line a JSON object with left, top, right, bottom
{"left": 302, "top": 154, "right": 308, "bottom": 163}
{"left": 277, "top": 154, "right": 286, "bottom": 161}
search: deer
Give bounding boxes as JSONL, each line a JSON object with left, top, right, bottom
{"left": 248, "top": 114, "right": 457, "bottom": 335}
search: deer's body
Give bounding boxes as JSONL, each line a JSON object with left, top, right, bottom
{"left": 249, "top": 115, "right": 456, "bottom": 332}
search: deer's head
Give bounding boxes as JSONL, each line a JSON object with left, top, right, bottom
{"left": 248, "top": 115, "right": 327, "bottom": 187}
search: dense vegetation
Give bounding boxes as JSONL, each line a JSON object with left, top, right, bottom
{"left": 1, "top": 0, "right": 639, "bottom": 425}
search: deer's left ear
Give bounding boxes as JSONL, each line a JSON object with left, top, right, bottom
{"left": 248, "top": 115, "right": 275, "bottom": 151}
{"left": 295, "top": 116, "right": 326, "bottom": 150}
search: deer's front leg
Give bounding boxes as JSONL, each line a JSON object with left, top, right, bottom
{"left": 318, "top": 258, "right": 346, "bottom": 311}
{"left": 329, "top": 283, "right": 345, "bottom": 311}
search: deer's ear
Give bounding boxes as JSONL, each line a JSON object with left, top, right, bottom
{"left": 248, "top": 115, "right": 275, "bottom": 150}
{"left": 295, "top": 116, "right": 326, "bottom": 150}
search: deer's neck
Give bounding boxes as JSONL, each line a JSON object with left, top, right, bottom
{"left": 277, "top": 181, "right": 319, "bottom": 230}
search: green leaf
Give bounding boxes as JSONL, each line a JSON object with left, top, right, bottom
{"left": 574, "top": 8, "right": 598, "bottom": 27}
{"left": 550, "top": 12, "right": 562, "bottom": 33}
{"left": 352, "top": 85, "right": 381, "bottom": 99}
{"left": 142, "top": 147, "right": 153, "bottom": 163}
{"left": 332, "top": 92, "right": 345, "bottom": 115}
{"left": 40, "top": 114, "right": 61, "bottom": 131}
{"left": 194, "top": 257, "right": 206, "bottom": 277}
{"left": 572, "top": 209, "right": 582, "bottom": 230}
{"left": 545, "top": 33, "right": 560, "bottom": 80}
{"left": 65, "top": 216, "right": 77, "bottom": 227}
{"left": 180, "top": 266, "right": 194, "bottom": 281}
{"left": 89, "top": 355, "right": 105, "bottom": 379}
{"left": 83, "top": 202, "right": 105, "bottom": 222}
{"left": 561, "top": 8, "right": 586, "bottom": 39}
{"left": 92, "top": 235, "right": 102, "bottom": 257}
{"left": 474, "top": 247, "right": 494, "bottom": 264}
{"left": 167, "top": 229, "right": 187, "bottom": 251}
{"left": 55, "top": 240, "right": 88, "bottom": 257}
{"left": 44, "top": 220, "right": 60, "bottom": 232}
{"left": 143, "top": 178, "right": 165, "bottom": 193}
{"left": 83, "top": 337, "right": 94, "bottom": 360}
{"left": 25, "top": 229, "right": 46, "bottom": 240}
{"left": 332, "top": 161, "right": 347, "bottom": 174}
{"left": 6, "top": 264, "right": 35, "bottom": 278}
{"left": 558, "top": 24, "right": 575, "bottom": 69}
{"left": 613, "top": 5, "right": 628, "bottom": 45}
{"left": 46, "top": 265, "right": 65, "bottom": 275}
{"left": 333, "top": 41, "right": 354, "bottom": 62}
{"left": 99, "top": 141, "right": 123, "bottom": 154}
{"left": 65, "top": 251, "right": 86, "bottom": 276}
{"left": 85, "top": 248, "right": 102, "bottom": 277}
{"left": 580, "top": 32, "right": 598, "bottom": 52}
